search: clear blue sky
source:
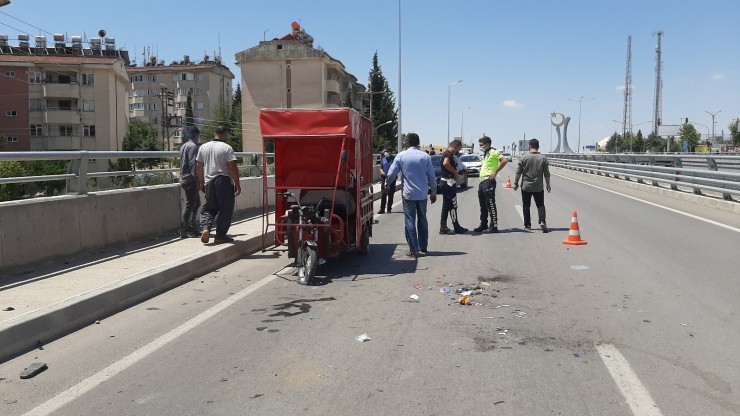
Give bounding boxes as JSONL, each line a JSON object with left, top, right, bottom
{"left": 2, "top": 0, "right": 738, "bottom": 151}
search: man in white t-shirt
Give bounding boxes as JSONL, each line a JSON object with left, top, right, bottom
{"left": 196, "top": 126, "right": 242, "bottom": 244}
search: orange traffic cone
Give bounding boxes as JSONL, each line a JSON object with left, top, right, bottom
{"left": 504, "top": 176, "right": 513, "bottom": 189}
{"left": 563, "top": 211, "right": 588, "bottom": 245}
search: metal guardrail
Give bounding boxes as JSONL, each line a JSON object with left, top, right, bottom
{"left": 0, "top": 151, "right": 274, "bottom": 195}
{"left": 545, "top": 153, "right": 740, "bottom": 172}
{"left": 549, "top": 156, "right": 740, "bottom": 200}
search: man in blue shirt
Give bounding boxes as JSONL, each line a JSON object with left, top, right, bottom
{"left": 386, "top": 133, "right": 437, "bottom": 258}
{"left": 378, "top": 147, "right": 396, "bottom": 214}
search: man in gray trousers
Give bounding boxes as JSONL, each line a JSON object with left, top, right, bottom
{"left": 513, "top": 138, "right": 551, "bottom": 233}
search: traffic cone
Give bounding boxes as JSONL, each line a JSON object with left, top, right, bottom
{"left": 504, "top": 176, "right": 513, "bottom": 189}
{"left": 563, "top": 211, "right": 588, "bottom": 245}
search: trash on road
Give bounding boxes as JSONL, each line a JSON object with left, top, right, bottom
{"left": 513, "top": 310, "right": 527, "bottom": 318}
{"left": 20, "top": 362, "right": 48, "bottom": 379}
{"left": 414, "top": 284, "right": 423, "bottom": 290}
{"left": 439, "top": 287, "right": 450, "bottom": 294}
{"left": 409, "top": 294, "right": 420, "bottom": 300}
{"left": 309, "top": 316, "right": 316, "bottom": 321}
{"left": 457, "top": 296, "right": 471, "bottom": 305}
{"left": 2, "top": 307, "right": 14, "bottom": 311}
{"left": 356, "top": 334, "right": 372, "bottom": 342}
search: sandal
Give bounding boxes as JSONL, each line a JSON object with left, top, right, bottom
{"left": 405, "top": 251, "right": 418, "bottom": 258}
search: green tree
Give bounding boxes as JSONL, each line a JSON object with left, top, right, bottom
{"left": 202, "top": 102, "right": 243, "bottom": 152}
{"left": 185, "top": 93, "right": 194, "bottom": 127}
{"left": 644, "top": 132, "right": 666, "bottom": 152}
{"left": 678, "top": 123, "right": 701, "bottom": 152}
{"left": 605, "top": 132, "right": 622, "bottom": 153}
{"left": 368, "top": 52, "right": 398, "bottom": 152}
{"left": 0, "top": 161, "right": 26, "bottom": 201}
{"left": 232, "top": 83, "right": 242, "bottom": 122}
{"left": 123, "top": 119, "right": 162, "bottom": 169}
{"left": 632, "top": 129, "right": 645, "bottom": 153}
{"left": 729, "top": 118, "right": 740, "bottom": 147}
{"left": 24, "top": 160, "right": 68, "bottom": 196}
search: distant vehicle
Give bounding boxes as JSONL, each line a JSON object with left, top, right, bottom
{"left": 501, "top": 152, "right": 513, "bottom": 162}
{"left": 430, "top": 154, "right": 468, "bottom": 190}
{"left": 460, "top": 146, "right": 474, "bottom": 155}
{"left": 459, "top": 154, "right": 482, "bottom": 177}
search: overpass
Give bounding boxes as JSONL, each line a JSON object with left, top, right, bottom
{"left": 0, "top": 154, "right": 739, "bottom": 415}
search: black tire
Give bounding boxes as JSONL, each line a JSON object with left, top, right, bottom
{"left": 461, "top": 172, "right": 468, "bottom": 189}
{"left": 359, "top": 225, "right": 370, "bottom": 255}
{"left": 297, "top": 245, "right": 318, "bottom": 285}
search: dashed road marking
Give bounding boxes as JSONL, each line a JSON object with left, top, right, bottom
{"left": 596, "top": 343, "right": 664, "bottom": 416}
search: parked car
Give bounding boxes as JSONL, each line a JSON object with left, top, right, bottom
{"left": 501, "top": 152, "right": 513, "bottom": 162}
{"left": 430, "top": 154, "right": 468, "bottom": 190}
{"left": 459, "top": 154, "right": 482, "bottom": 177}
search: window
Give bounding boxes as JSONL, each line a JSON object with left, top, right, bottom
{"left": 175, "top": 102, "right": 187, "bottom": 110}
{"left": 4, "top": 71, "right": 15, "bottom": 77}
{"left": 179, "top": 73, "right": 194, "bottom": 81}
{"left": 30, "top": 124, "right": 43, "bottom": 136}
{"left": 194, "top": 117, "right": 205, "bottom": 125}
{"left": 129, "top": 103, "right": 146, "bottom": 111}
{"left": 195, "top": 73, "right": 204, "bottom": 81}
{"left": 174, "top": 129, "right": 183, "bottom": 138}
{"left": 195, "top": 88, "right": 203, "bottom": 96}
{"left": 59, "top": 126, "right": 74, "bottom": 136}
{"left": 29, "top": 98, "right": 43, "bottom": 111}
{"left": 82, "top": 100, "right": 95, "bottom": 112}
{"left": 83, "top": 125, "right": 96, "bottom": 137}
{"left": 29, "top": 71, "right": 43, "bottom": 84}
{"left": 195, "top": 102, "right": 204, "bottom": 110}
{"left": 6, "top": 136, "right": 18, "bottom": 143}
{"left": 58, "top": 100, "right": 72, "bottom": 111}
{"left": 82, "top": 73, "right": 94, "bottom": 85}
{"left": 5, "top": 110, "right": 17, "bottom": 117}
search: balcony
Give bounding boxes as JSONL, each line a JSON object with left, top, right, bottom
{"left": 325, "top": 79, "right": 341, "bottom": 95}
{"left": 30, "top": 135, "right": 96, "bottom": 151}
{"left": 43, "top": 109, "right": 81, "bottom": 124}
{"left": 43, "top": 83, "right": 81, "bottom": 98}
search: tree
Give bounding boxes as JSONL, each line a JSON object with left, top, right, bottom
{"left": 24, "top": 160, "right": 68, "bottom": 196}
{"left": 632, "top": 130, "right": 645, "bottom": 153}
{"left": 729, "top": 119, "right": 740, "bottom": 147}
{"left": 678, "top": 123, "right": 701, "bottom": 152}
{"left": 123, "top": 119, "right": 162, "bottom": 169}
{"left": 0, "top": 161, "right": 26, "bottom": 201}
{"left": 368, "top": 52, "right": 398, "bottom": 152}
{"left": 185, "top": 93, "right": 194, "bottom": 127}
{"left": 645, "top": 132, "right": 666, "bottom": 152}
{"left": 202, "top": 101, "right": 243, "bottom": 153}
{"left": 232, "top": 83, "right": 242, "bottom": 122}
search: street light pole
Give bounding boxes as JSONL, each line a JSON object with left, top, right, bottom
{"left": 706, "top": 110, "right": 721, "bottom": 143}
{"left": 568, "top": 96, "right": 583, "bottom": 153}
{"left": 460, "top": 106, "right": 471, "bottom": 144}
{"left": 447, "top": 80, "right": 462, "bottom": 144}
{"left": 397, "top": 0, "right": 402, "bottom": 154}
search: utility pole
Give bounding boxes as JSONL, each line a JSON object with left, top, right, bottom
{"left": 158, "top": 84, "right": 174, "bottom": 150}
{"left": 622, "top": 35, "right": 633, "bottom": 145}
{"left": 706, "top": 110, "right": 721, "bottom": 143}
{"left": 652, "top": 30, "right": 664, "bottom": 136}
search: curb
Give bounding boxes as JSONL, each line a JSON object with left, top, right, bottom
{"left": 0, "top": 231, "right": 273, "bottom": 363}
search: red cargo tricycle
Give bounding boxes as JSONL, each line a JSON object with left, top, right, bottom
{"left": 259, "top": 108, "right": 375, "bottom": 285}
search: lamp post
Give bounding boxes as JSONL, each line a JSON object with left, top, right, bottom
{"left": 568, "top": 96, "right": 584, "bottom": 153}
{"left": 460, "top": 106, "right": 471, "bottom": 144}
{"left": 447, "top": 80, "right": 462, "bottom": 144}
{"left": 375, "top": 120, "right": 392, "bottom": 132}
{"left": 705, "top": 110, "right": 721, "bottom": 143}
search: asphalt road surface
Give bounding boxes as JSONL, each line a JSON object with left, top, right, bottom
{"left": 2, "top": 165, "right": 739, "bottom": 416}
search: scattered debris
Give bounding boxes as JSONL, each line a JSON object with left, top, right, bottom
{"left": 494, "top": 401, "right": 505, "bottom": 405}
{"left": 309, "top": 316, "right": 316, "bottom": 321}
{"left": 457, "top": 296, "right": 471, "bottom": 305}
{"left": 2, "top": 307, "right": 15, "bottom": 312}
{"left": 356, "top": 334, "right": 372, "bottom": 342}
{"left": 513, "top": 310, "right": 527, "bottom": 318}
{"left": 414, "top": 284, "right": 423, "bottom": 290}
{"left": 439, "top": 287, "right": 450, "bottom": 294}
{"left": 20, "top": 362, "right": 48, "bottom": 379}
{"left": 573, "top": 353, "right": 580, "bottom": 358}
{"left": 570, "top": 265, "right": 589, "bottom": 270}
{"left": 409, "top": 294, "right": 420, "bottom": 300}
{"left": 680, "top": 323, "right": 687, "bottom": 327}
{"left": 95, "top": 320, "right": 101, "bottom": 324}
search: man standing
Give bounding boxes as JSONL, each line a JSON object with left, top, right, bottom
{"left": 474, "top": 136, "right": 508, "bottom": 233}
{"left": 439, "top": 139, "right": 468, "bottom": 235}
{"left": 386, "top": 133, "right": 437, "bottom": 258}
{"left": 179, "top": 126, "right": 201, "bottom": 238}
{"left": 378, "top": 147, "right": 395, "bottom": 214}
{"left": 513, "top": 138, "right": 551, "bottom": 232}
{"left": 197, "top": 126, "right": 242, "bottom": 244}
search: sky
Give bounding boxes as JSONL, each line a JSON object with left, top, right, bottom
{"left": 2, "top": 0, "right": 739, "bottom": 152}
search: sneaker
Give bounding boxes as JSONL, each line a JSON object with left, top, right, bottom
{"left": 454, "top": 226, "right": 468, "bottom": 234}
{"left": 473, "top": 224, "right": 488, "bottom": 233}
{"left": 439, "top": 227, "right": 456, "bottom": 235}
{"left": 524, "top": 224, "right": 532, "bottom": 230}
{"left": 214, "top": 235, "right": 235, "bottom": 244}
{"left": 419, "top": 249, "right": 428, "bottom": 255}
{"left": 539, "top": 222, "right": 549, "bottom": 233}
{"left": 200, "top": 229, "right": 211, "bottom": 243}
{"left": 482, "top": 226, "right": 499, "bottom": 234}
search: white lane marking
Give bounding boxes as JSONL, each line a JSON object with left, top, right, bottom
{"left": 596, "top": 343, "right": 664, "bottom": 416}
{"left": 557, "top": 174, "right": 740, "bottom": 233}
{"left": 515, "top": 204, "right": 524, "bottom": 223}
{"left": 23, "top": 274, "right": 278, "bottom": 416}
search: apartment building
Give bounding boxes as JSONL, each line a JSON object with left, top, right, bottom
{"left": 235, "top": 23, "right": 366, "bottom": 151}
{"left": 0, "top": 34, "right": 129, "bottom": 153}
{"left": 126, "top": 55, "right": 234, "bottom": 150}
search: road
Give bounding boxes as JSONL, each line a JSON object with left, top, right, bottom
{"left": 2, "top": 165, "right": 739, "bottom": 416}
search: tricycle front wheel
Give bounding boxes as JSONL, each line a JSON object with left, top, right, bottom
{"left": 297, "top": 244, "right": 318, "bottom": 285}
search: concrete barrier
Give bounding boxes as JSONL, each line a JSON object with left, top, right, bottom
{"left": 0, "top": 176, "right": 275, "bottom": 277}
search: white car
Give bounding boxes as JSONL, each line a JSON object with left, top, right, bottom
{"left": 459, "top": 154, "right": 482, "bottom": 177}
{"left": 501, "top": 152, "right": 513, "bottom": 162}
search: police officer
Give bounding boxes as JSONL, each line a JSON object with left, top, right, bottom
{"left": 439, "top": 139, "right": 468, "bottom": 234}
{"left": 474, "top": 136, "right": 508, "bottom": 233}
{"left": 378, "top": 147, "right": 395, "bottom": 214}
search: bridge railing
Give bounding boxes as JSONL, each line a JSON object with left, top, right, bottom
{"left": 0, "top": 151, "right": 274, "bottom": 196}
{"left": 548, "top": 155, "right": 740, "bottom": 200}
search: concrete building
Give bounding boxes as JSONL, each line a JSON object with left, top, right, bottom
{"left": 126, "top": 55, "right": 234, "bottom": 150}
{"left": 235, "top": 23, "right": 366, "bottom": 151}
{"left": 0, "top": 33, "right": 129, "bottom": 153}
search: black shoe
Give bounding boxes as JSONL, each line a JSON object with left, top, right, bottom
{"left": 419, "top": 249, "right": 428, "bottom": 254}
{"left": 377, "top": 209, "right": 385, "bottom": 215}
{"left": 454, "top": 226, "right": 468, "bottom": 234}
{"left": 439, "top": 227, "right": 456, "bottom": 235}
{"left": 180, "top": 231, "right": 188, "bottom": 239}
{"left": 539, "top": 222, "right": 549, "bottom": 233}
{"left": 524, "top": 224, "right": 532, "bottom": 230}
{"left": 473, "top": 224, "right": 488, "bottom": 232}
{"left": 482, "top": 226, "right": 499, "bottom": 234}
{"left": 386, "top": 208, "right": 391, "bottom": 213}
